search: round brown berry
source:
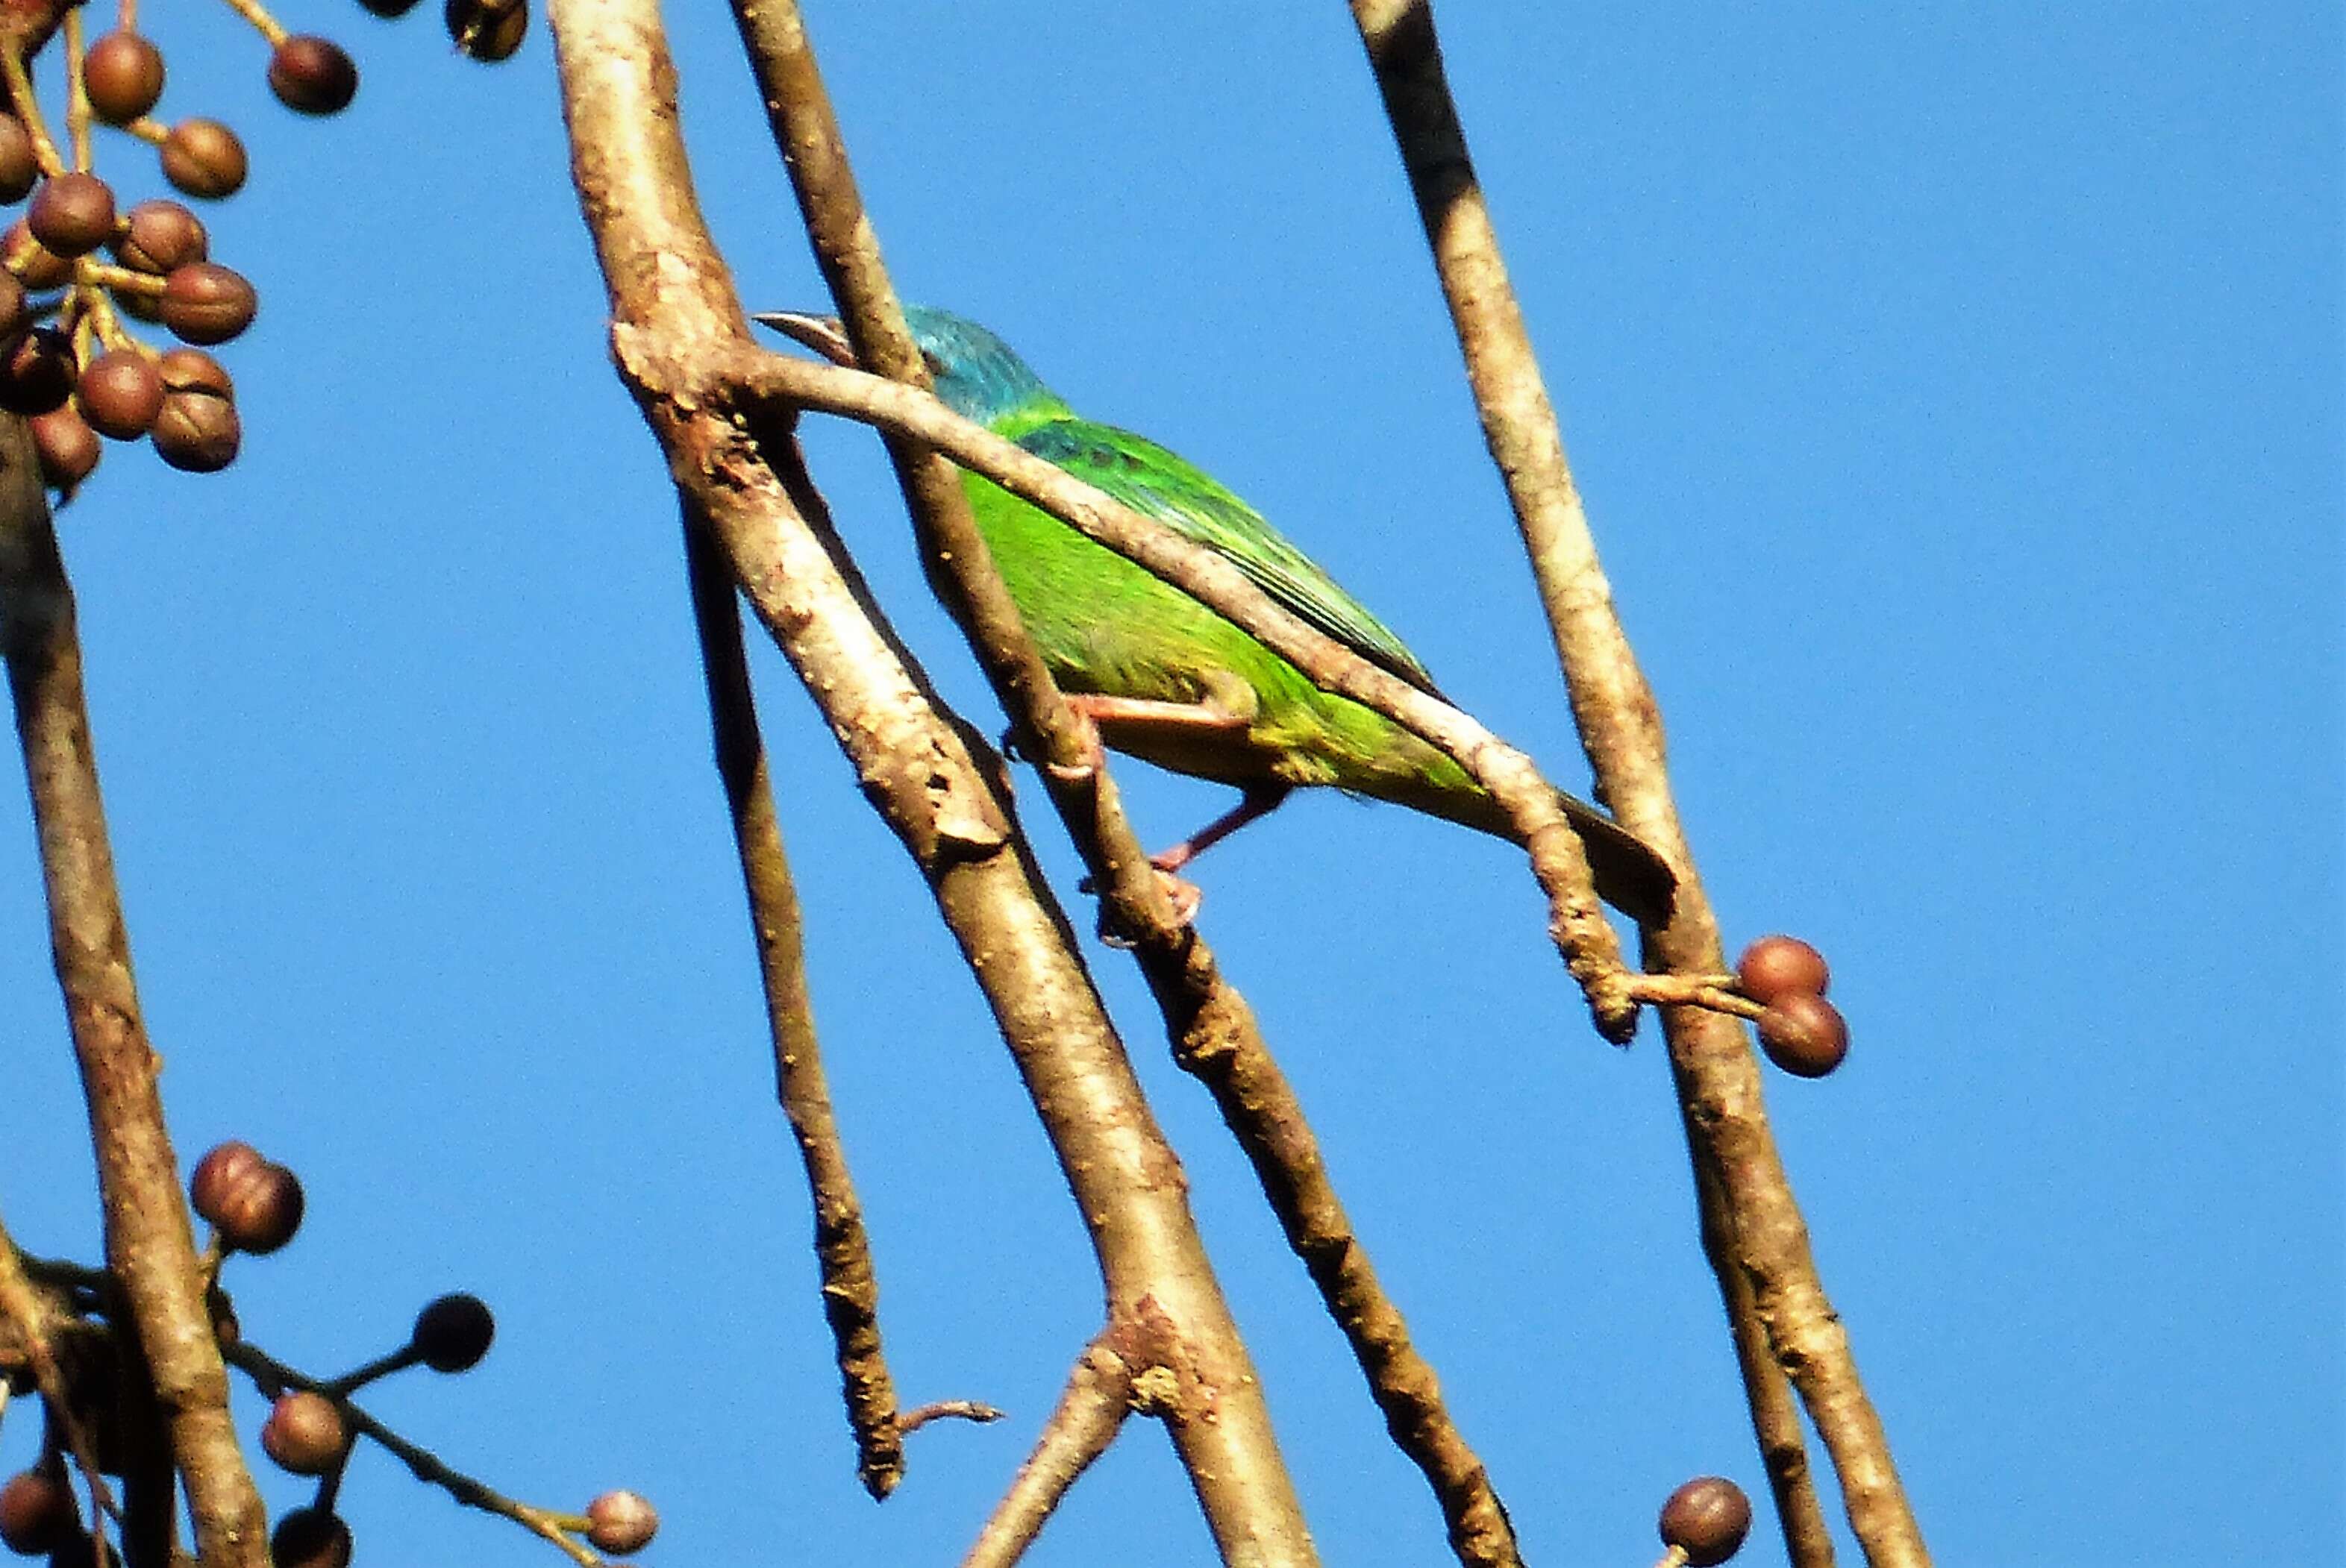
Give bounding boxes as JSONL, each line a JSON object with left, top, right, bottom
{"left": 83, "top": 33, "right": 166, "bottom": 125}
{"left": 584, "top": 1490, "right": 657, "bottom": 1555}
{"left": 410, "top": 1293, "right": 494, "bottom": 1372}
{"left": 31, "top": 405, "right": 101, "bottom": 490}
{"left": 260, "top": 1393, "right": 347, "bottom": 1476}
{"left": 267, "top": 38, "right": 357, "bottom": 116}
{"left": 204, "top": 1158, "right": 304, "bottom": 1252}
{"left": 445, "top": 0, "right": 528, "bottom": 62}
{"left": 1736, "top": 935, "right": 1830, "bottom": 1005}
{"left": 1757, "top": 993, "right": 1850, "bottom": 1078}
{"left": 359, "top": 0, "right": 423, "bottom": 14}
{"left": 0, "top": 1470, "right": 74, "bottom": 1555}
{"left": 0, "top": 329, "right": 75, "bottom": 416}
{"left": 158, "top": 348, "right": 233, "bottom": 400}
{"left": 190, "top": 1141, "right": 264, "bottom": 1221}
{"left": 152, "top": 386, "right": 241, "bottom": 472}
{"left": 160, "top": 119, "right": 247, "bottom": 200}
{"left": 269, "top": 1509, "right": 350, "bottom": 1568}
{"left": 4, "top": 222, "right": 74, "bottom": 291}
{"left": 1659, "top": 1476, "right": 1751, "bottom": 1567}
{"left": 160, "top": 263, "right": 256, "bottom": 345}
{"left": 28, "top": 174, "right": 116, "bottom": 260}
{"left": 0, "top": 119, "right": 37, "bottom": 205}
{"left": 76, "top": 350, "right": 165, "bottom": 440}
{"left": 115, "top": 200, "right": 209, "bottom": 275}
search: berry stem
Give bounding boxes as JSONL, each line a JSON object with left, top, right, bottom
{"left": 0, "top": 50, "right": 68, "bottom": 180}
{"left": 213, "top": 0, "right": 290, "bottom": 48}
{"left": 60, "top": 13, "right": 93, "bottom": 173}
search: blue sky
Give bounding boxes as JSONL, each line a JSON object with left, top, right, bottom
{"left": 1, "top": 5, "right": 2337, "bottom": 1566}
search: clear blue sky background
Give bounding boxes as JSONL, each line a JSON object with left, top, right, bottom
{"left": 1, "top": 6, "right": 2337, "bottom": 1566}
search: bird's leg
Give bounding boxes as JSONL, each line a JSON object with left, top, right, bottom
{"left": 1152, "top": 784, "right": 1292, "bottom": 874}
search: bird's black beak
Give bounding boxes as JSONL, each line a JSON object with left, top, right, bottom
{"left": 751, "top": 311, "right": 860, "bottom": 368}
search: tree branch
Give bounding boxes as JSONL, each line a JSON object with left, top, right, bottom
{"left": 545, "top": 8, "right": 1317, "bottom": 1561}
{"left": 725, "top": 13, "right": 1533, "bottom": 1562}
{"left": 680, "top": 501, "right": 904, "bottom": 1499}
{"left": 0, "top": 417, "right": 269, "bottom": 1568}
{"left": 1346, "top": 3, "right": 1923, "bottom": 1562}
{"left": 960, "top": 1338, "right": 1132, "bottom": 1568}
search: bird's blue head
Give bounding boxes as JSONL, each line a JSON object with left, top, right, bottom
{"left": 754, "top": 304, "right": 1061, "bottom": 428}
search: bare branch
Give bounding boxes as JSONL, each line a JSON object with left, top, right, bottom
{"left": 222, "top": 1341, "right": 599, "bottom": 1568}
{"left": 680, "top": 503, "right": 904, "bottom": 1499}
{"left": 0, "top": 418, "right": 269, "bottom": 1568}
{"left": 961, "top": 1340, "right": 1132, "bottom": 1568}
{"left": 545, "top": 7, "right": 1317, "bottom": 1561}
{"left": 1346, "top": 2, "right": 1922, "bottom": 1562}
{"left": 725, "top": 16, "right": 1533, "bottom": 1563}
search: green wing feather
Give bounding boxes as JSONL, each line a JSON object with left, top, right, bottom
{"left": 1013, "top": 419, "right": 1445, "bottom": 698}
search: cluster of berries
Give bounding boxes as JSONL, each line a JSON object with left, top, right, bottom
{"left": 1737, "top": 935, "right": 1850, "bottom": 1077}
{"left": 0, "top": 15, "right": 349, "bottom": 490}
{"left": 0, "top": 1139, "right": 658, "bottom": 1567}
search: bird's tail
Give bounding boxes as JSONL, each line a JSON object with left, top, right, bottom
{"left": 1374, "top": 767, "right": 1677, "bottom": 928}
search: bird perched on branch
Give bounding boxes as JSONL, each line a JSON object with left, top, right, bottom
{"left": 755, "top": 304, "right": 1674, "bottom": 926}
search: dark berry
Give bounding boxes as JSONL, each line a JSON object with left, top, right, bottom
{"left": 268, "top": 38, "right": 358, "bottom": 115}
{"left": 1736, "top": 935, "right": 1830, "bottom": 1005}
{"left": 83, "top": 33, "right": 166, "bottom": 125}
{"left": 260, "top": 1393, "right": 347, "bottom": 1476}
{"left": 268, "top": 1509, "right": 350, "bottom": 1568}
{"left": 1659, "top": 1476, "right": 1751, "bottom": 1567}
{"left": 0, "top": 119, "right": 37, "bottom": 204}
{"left": 0, "top": 329, "right": 75, "bottom": 416}
{"left": 31, "top": 406, "right": 101, "bottom": 489}
{"left": 204, "top": 1158, "right": 304, "bottom": 1252}
{"left": 190, "top": 1141, "right": 264, "bottom": 1221}
{"left": 76, "top": 350, "right": 164, "bottom": 439}
{"left": 1757, "top": 993, "right": 1850, "bottom": 1078}
{"left": 410, "top": 1293, "right": 494, "bottom": 1372}
{"left": 160, "top": 263, "right": 256, "bottom": 345}
{"left": 159, "top": 120, "right": 246, "bottom": 200}
{"left": 445, "top": 0, "right": 528, "bottom": 62}
{"left": 115, "top": 200, "right": 208, "bottom": 274}
{"left": 0, "top": 1470, "right": 74, "bottom": 1555}
{"left": 4, "top": 222, "right": 74, "bottom": 291}
{"left": 584, "top": 1491, "right": 657, "bottom": 1555}
{"left": 151, "top": 386, "right": 241, "bottom": 472}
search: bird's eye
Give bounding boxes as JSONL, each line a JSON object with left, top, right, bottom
{"left": 920, "top": 348, "right": 944, "bottom": 377}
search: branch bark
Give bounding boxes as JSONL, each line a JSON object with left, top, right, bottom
{"left": 0, "top": 417, "right": 269, "bottom": 1568}
{"left": 1347, "top": 3, "right": 1924, "bottom": 1563}
{"left": 681, "top": 502, "right": 904, "bottom": 1498}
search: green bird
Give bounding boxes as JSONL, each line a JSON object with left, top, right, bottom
{"left": 755, "top": 304, "right": 1674, "bottom": 925}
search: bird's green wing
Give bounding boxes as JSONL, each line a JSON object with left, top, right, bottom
{"left": 1015, "top": 418, "right": 1444, "bottom": 697}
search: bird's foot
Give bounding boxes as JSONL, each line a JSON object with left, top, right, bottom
{"left": 1001, "top": 712, "right": 1109, "bottom": 786}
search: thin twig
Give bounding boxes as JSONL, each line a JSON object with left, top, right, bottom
{"left": 960, "top": 1340, "right": 1132, "bottom": 1568}
{"left": 219, "top": 1341, "right": 601, "bottom": 1568}
{"left": 0, "top": 1220, "right": 121, "bottom": 1533}
{"left": 1345, "top": 4, "right": 1921, "bottom": 1564}
{"left": 897, "top": 1399, "right": 1005, "bottom": 1435}
{"left": 726, "top": 16, "right": 1532, "bottom": 1563}
{"left": 0, "top": 418, "right": 269, "bottom": 1568}
{"left": 680, "top": 498, "right": 904, "bottom": 1499}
